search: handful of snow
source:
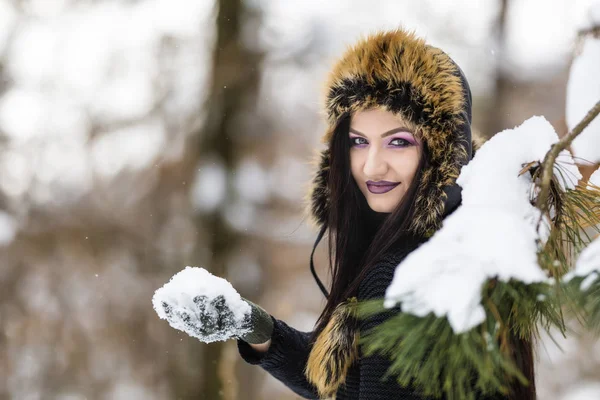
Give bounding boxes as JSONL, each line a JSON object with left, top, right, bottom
{"left": 384, "top": 116, "right": 581, "bottom": 333}
{"left": 152, "top": 267, "right": 252, "bottom": 343}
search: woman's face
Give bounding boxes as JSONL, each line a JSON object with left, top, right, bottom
{"left": 349, "top": 108, "right": 422, "bottom": 213}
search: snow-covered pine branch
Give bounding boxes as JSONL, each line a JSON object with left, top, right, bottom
{"left": 564, "top": 229, "right": 600, "bottom": 331}
{"left": 563, "top": 164, "right": 600, "bottom": 330}
{"left": 541, "top": 1, "right": 600, "bottom": 332}
{"left": 356, "top": 116, "right": 587, "bottom": 399}
{"left": 384, "top": 116, "right": 579, "bottom": 333}
{"left": 535, "top": 99, "right": 600, "bottom": 224}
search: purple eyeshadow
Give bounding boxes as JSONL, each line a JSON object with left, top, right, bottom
{"left": 389, "top": 134, "right": 417, "bottom": 146}
{"left": 348, "top": 132, "right": 417, "bottom": 147}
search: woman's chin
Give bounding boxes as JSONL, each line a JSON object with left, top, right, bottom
{"left": 365, "top": 197, "right": 398, "bottom": 213}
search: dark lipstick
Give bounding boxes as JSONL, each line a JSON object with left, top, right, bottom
{"left": 366, "top": 180, "right": 400, "bottom": 194}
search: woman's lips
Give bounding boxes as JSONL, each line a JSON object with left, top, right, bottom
{"left": 366, "top": 181, "right": 400, "bottom": 194}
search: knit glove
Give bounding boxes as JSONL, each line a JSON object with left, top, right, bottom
{"left": 236, "top": 298, "right": 274, "bottom": 344}
{"left": 153, "top": 267, "right": 273, "bottom": 344}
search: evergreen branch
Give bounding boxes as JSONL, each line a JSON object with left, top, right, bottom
{"left": 589, "top": 279, "right": 600, "bottom": 331}
{"left": 535, "top": 99, "right": 600, "bottom": 232}
{"left": 566, "top": 274, "right": 600, "bottom": 333}
{"left": 355, "top": 280, "right": 557, "bottom": 399}
{"left": 356, "top": 123, "right": 600, "bottom": 397}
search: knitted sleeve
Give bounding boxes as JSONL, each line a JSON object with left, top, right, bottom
{"left": 237, "top": 315, "right": 320, "bottom": 400}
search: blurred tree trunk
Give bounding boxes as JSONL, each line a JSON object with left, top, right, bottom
{"left": 190, "top": 0, "right": 264, "bottom": 399}
{"left": 484, "top": 0, "right": 570, "bottom": 139}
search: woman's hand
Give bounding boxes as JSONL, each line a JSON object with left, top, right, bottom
{"left": 153, "top": 267, "right": 273, "bottom": 344}
{"left": 159, "top": 294, "right": 274, "bottom": 344}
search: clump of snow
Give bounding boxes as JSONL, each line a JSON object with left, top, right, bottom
{"left": 384, "top": 116, "right": 578, "bottom": 333}
{"left": 384, "top": 208, "right": 547, "bottom": 332}
{"left": 152, "top": 267, "right": 252, "bottom": 343}
{"left": 567, "top": 36, "right": 600, "bottom": 165}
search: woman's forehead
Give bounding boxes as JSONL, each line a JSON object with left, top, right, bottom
{"left": 351, "top": 107, "right": 412, "bottom": 126}
{"left": 350, "top": 108, "right": 418, "bottom": 137}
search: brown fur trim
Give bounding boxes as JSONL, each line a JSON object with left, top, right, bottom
{"left": 471, "top": 129, "right": 487, "bottom": 157}
{"left": 307, "top": 27, "right": 472, "bottom": 236}
{"left": 303, "top": 146, "right": 331, "bottom": 231}
{"left": 410, "top": 142, "right": 469, "bottom": 235}
{"left": 321, "top": 29, "right": 466, "bottom": 140}
{"left": 305, "top": 298, "right": 359, "bottom": 399}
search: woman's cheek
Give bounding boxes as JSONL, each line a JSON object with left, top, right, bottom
{"left": 349, "top": 156, "right": 363, "bottom": 180}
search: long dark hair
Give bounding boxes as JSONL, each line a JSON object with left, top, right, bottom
{"left": 311, "top": 112, "right": 428, "bottom": 340}
{"left": 309, "top": 111, "right": 537, "bottom": 400}
{"left": 511, "top": 334, "right": 536, "bottom": 399}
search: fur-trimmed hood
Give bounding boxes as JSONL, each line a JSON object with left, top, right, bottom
{"left": 303, "top": 28, "right": 475, "bottom": 399}
{"left": 305, "top": 28, "right": 473, "bottom": 238}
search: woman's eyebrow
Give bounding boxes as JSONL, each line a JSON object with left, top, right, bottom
{"left": 349, "top": 127, "right": 413, "bottom": 138}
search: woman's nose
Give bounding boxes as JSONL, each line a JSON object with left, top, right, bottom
{"left": 363, "top": 148, "right": 388, "bottom": 178}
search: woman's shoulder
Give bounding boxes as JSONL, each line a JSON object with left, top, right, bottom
{"left": 358, "top": 239, "right": 425, "bottom": 300}
{"left": 358, "top": 252, "right": 406, "bottom": 300}
{"left": 376, "top": 239, "right": 423, "bottom": 272}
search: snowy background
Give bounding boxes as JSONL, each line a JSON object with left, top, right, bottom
{"left": 0, "top": 0, "right": 599, "bottom": 399}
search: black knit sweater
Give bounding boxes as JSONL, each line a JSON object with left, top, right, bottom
{"left": 236, "top": 197, "right": 519, "bottom": 399}
{"left": 236, "top": 251, "right": 406, "bottom": 399}
{"left": 237, "top": 247, "right": 513, "bottom": 399}
{"left": 237, "top": 244, "right": 519, "bottom": 400}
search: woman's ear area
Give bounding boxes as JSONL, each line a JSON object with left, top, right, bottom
{"left": 470, "top": 128, "right": 487, "bottom": 158}
{"left": 304, "top": 146, "right": 331, "bottom": 230}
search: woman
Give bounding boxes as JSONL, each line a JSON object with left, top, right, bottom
{"left": 234, "top": 29, "right": 535, "bottom": 399}
{"left": 156, "top": 28, "right": 534, "bottom": 399}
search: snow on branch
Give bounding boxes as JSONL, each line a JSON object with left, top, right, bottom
{"left": 536, "top": 99, "right": 600, "bottom": 226}
{"left": 384, "top": 116, "right": 579, "bottom": 333}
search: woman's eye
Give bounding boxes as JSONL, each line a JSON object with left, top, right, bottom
{"left": 390, "top": 138, "right": 410, "bottom": 147}
{"left": 350, "top": 137, "right": 367, "bottom": 146}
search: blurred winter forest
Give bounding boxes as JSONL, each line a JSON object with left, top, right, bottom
{"left": 0, "top": 0, "right": 599, "bottom": 399}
